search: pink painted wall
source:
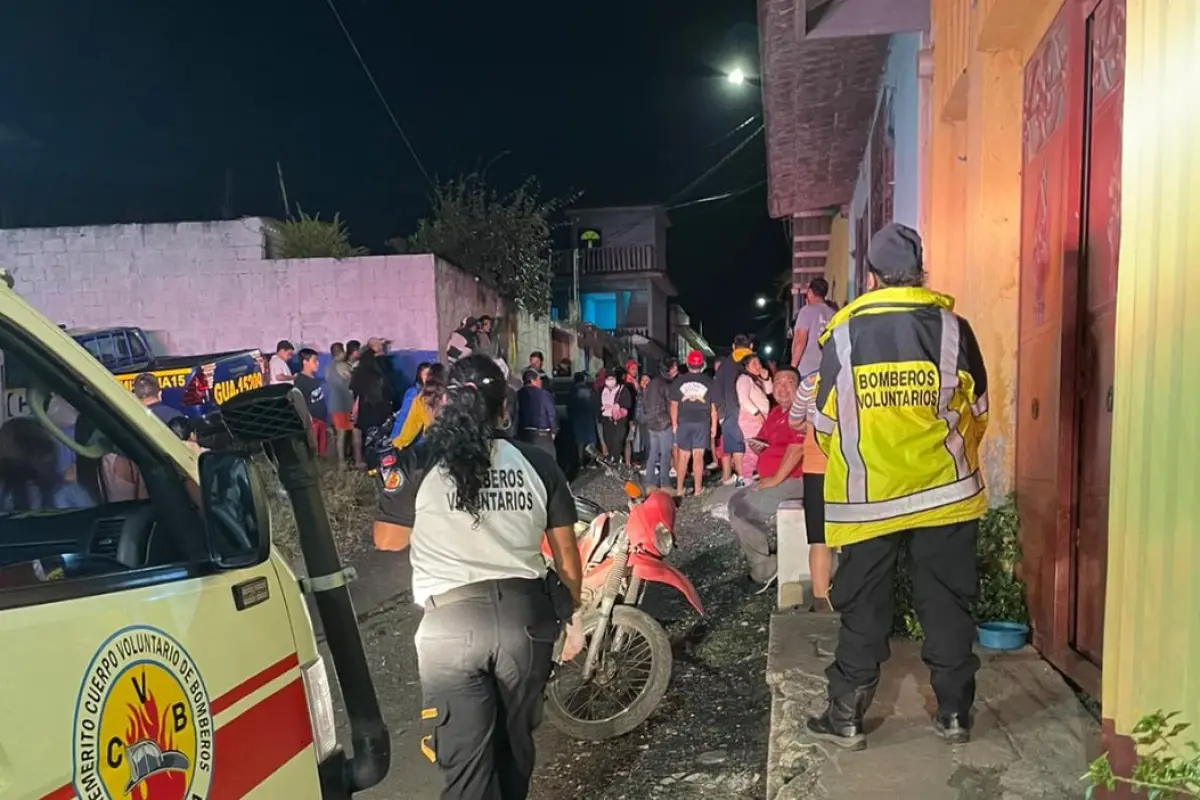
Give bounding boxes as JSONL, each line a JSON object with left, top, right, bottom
{"left": 432, "top": 256, "right": 506, "bottom": 359}
{"left": 0, "top": 218, "right": 506, "bottom": 359}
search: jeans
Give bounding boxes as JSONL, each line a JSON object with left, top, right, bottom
{"left": 728, "top": 478, "right": 806, "bottom": 583}
{"left": 645, "top": 428, "right": 674, "bottom": 487}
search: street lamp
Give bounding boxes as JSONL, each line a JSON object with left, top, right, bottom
{"left": 755, "top": 296, "right": 768, "bottom": 309}
{"left": 762, "top": 344, "right": 774, "bottom": 356}
{"left": 727, "top": 67, "right": 746, "bottom": 86}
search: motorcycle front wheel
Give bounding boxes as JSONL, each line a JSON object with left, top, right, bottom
{"left": 543, "top": 605, "right": 673, "bottom": 741}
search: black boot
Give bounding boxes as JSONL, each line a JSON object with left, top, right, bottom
{"left": 805, "top": 680, "right": 878, "bottom": 751}
{"left": 934, "top": 712, "right": 970, "bottom": 745}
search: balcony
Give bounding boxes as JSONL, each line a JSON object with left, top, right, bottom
{"left": 553, "top": 244, "right": 660, "bottom": 276}
{"left": 600, "top": 325, "right": 651, "bottom": 340}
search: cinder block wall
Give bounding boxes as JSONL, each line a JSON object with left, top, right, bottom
{"left": 0, "top": 218, "right": 450, "bottom": 357}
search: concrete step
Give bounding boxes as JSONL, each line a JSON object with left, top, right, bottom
{"left": 765, "top": 610, "right": 1100, "bottom": 799}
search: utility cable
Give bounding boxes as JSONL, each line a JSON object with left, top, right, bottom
{"left": 704, "top": 114, "right": 760, "bottom": 148}
{"left": 322, "top": 0, "right": 434, "bottom": 187}
{"left": 666, "top": 122, "right": 764, "bottom": 206}
{"left": 667, "top": 179, "right": 765, "bottom": 210}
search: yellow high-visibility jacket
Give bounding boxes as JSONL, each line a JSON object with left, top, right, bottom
{"left": 813, "top": 287, "right": 989, "bottom": 547}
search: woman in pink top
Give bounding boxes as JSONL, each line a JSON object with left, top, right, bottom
{"left": 735, "top": 352, "right": 773, "bottom": 478}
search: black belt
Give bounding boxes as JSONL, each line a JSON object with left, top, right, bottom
{"left": 423, "top": 577, "right": 544, "bottom": 610}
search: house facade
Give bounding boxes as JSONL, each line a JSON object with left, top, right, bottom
{"left": 552, "top": 205, "right": 680, "bottom": 370}
{"left": 761, "top": 0, "right": 1200, "bottom": 782}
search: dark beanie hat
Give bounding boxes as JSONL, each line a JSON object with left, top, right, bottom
{"left": 866, "top": 223, "right": 924, "bottom": 282}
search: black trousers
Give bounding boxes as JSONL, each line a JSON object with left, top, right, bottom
{"left": 601, "top": 419, "right": 628, "bottom": 459}
{"left": 417, "top": 578, "right": 560, "bottom": 800}
{"left": 826, "top": 519, "right": 981, "bottom": 718}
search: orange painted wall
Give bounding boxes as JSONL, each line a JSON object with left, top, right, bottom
{"left": 926, "top": 0, "right": 1064, "bottom": 495}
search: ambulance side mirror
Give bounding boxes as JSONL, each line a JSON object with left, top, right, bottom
{"left": 198, "top": 451, "right": 271, "bottom": 569}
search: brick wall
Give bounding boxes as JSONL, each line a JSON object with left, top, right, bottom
{"left": 0, "top": 218, "right": 468, "bottom": 358}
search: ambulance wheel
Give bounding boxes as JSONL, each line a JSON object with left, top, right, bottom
{"left": 543, "top": 606, "right": 673, "bottom": 741}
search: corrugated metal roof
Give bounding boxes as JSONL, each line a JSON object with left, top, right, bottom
{"left": 1103, "top": 0, "right": 1200, "bottom": 737}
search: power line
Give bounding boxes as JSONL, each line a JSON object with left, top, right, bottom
{"left": 666, "top": 122, "right": 765, "bottom": 206}
{"left": 667, "top": 179, "right": 765, "bottom": 210}
{"left": 704, "top": 114, "right": 760, "bottom": 148}
{"left": 321, "top": 0, "right": 434, "bottom": 187}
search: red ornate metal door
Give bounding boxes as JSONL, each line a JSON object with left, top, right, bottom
{"left": 1016, "top": 3, "right": 1080, "bottom": 653}
{"left": 1071, "top": 0, "right": 1125, "bottom": 667}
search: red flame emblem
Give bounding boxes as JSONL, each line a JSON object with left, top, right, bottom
{"left": 124, "top": 676, "right": 188, "bottom": 800}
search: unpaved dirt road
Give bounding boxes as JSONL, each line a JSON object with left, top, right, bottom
{"left": 321, "top": 471, "right": 773, "bottom": 799}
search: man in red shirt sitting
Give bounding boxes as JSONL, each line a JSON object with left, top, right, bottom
{"left": 728, "top": 365, "right": 806, "bottom": 590}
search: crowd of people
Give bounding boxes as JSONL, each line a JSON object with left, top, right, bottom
{"left": 329, "top": 223, "right": 995, "bottom": 787}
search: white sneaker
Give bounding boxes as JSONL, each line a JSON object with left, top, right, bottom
{"left": 721, "top": 476, "right": 739, "bottom": 486}
{"left": 669, "top": 468, "right": 678, "bottom": 478}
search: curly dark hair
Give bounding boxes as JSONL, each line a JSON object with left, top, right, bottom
{"left": 423, "top": 354, "right": 507, "bottom": 523}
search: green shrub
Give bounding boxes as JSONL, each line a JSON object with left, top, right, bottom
{"left": 272, "top": 209, "right": 368, "bottom": 259}
{"left": 892, "top": 494, "right": 1028, "bottom": 638}
{"left": 1085, "top": 710, "right": 1200, "bottom": 798}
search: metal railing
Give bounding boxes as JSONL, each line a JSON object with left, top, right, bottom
{"left": 600, "top": 326, "right": 651, "bottom": 339}
{"left": 553, "top": 245, "right": 659, "bottom": 275}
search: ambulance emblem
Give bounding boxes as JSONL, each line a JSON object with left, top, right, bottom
{"left": 72, "top": 625, "right": 214, "bottom": 800}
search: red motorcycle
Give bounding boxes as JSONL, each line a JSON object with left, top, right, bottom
{"left": 540, "top": 478, "right": 704, "bottom": 740}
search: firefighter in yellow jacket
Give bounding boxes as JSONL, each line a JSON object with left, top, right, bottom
{"left": 806, "top": 222, "right": 988, "bottom": 751}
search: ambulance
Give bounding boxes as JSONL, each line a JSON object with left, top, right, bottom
{"left": 0, "top": 270, "right": 389, "bottom": 799}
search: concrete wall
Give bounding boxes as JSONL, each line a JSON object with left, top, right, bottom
{"left": 0, "top": 218, "right": 472, "bottom": 361}
{"left": 847, "top": 33, "right": 923, "bottom": 298}
{"left": 569, "top": 207, "right": 657, "bottom": 248}
{"left": 432, "top": 256, "right": 506, "bottom": 360}
{"left": 925, "top": 0, "right": 1064, "bottom": 497}
{"left": 515, "top": 309, "right": 551, "bottom": 370}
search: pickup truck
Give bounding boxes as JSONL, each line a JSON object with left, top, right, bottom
{"left": 66, "top": 325, "right": 265, "bottom": 417}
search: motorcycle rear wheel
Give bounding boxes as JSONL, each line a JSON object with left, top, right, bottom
{"left": 543, "top": 605, "right": 673, "bottom": 741}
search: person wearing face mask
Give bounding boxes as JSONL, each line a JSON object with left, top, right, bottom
{"left": 598, "top": 368, "right": 633, "bottom": 462}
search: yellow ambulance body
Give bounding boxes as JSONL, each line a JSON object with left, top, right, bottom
{"left": 0, "top": 272, "right": 381, "bottom": 799}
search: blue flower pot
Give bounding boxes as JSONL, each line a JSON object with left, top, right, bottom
{"left": 977, "top": 621, "right": 1029, "bottom": 651}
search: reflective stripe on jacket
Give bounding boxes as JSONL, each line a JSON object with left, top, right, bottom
{"left": 813, "top": 287, "right": 989, "bottom": 547}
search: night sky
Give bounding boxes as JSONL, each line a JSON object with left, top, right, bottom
{"left": 1, "top": 0, "right": 790, "bottom": 346}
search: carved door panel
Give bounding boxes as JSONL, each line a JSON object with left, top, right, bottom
{"left": 1016, "top": 4, "right": 1080, "bottom": 649}
{"left": 1071, "top": 0, "right": 1125, "bottom": 667}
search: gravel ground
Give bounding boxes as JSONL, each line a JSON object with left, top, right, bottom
{"left": 529, "top": 470, "right": 773, "bottom": 800}
{"left": 321, "top": 468, "right": 774, "bottom": 799}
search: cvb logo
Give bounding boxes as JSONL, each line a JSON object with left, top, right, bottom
{"left": 73, "top": 626, "right": 214, "bottom": 800}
